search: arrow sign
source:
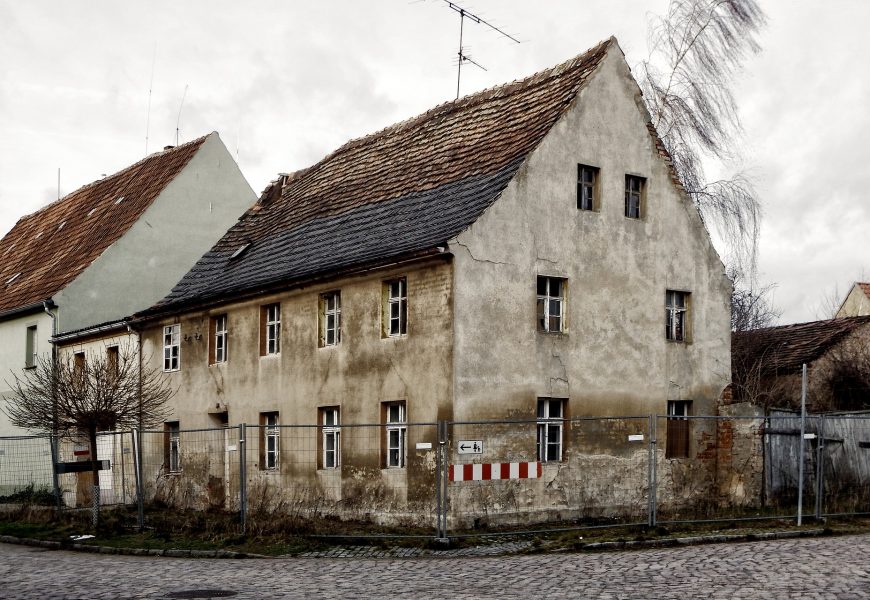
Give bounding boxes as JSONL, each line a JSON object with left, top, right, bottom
{"left": 457, "top": 440, "right": 483, "bottom": 455}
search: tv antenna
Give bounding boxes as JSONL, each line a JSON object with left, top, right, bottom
{"left": 175, "top": 84, "right": 188, "bottom": 146}
{"left": 441, "top": 1, "right": 520, "bottom": 99}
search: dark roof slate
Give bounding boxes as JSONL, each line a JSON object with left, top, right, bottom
{"left": 148, "top": 39, "right": 614, "bottom": 314}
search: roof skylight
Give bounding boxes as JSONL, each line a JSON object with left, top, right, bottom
{"left": 5, "top": 272, "right": 21, "bottom": 286}
{"left": 230, "top": 242, "right": 251, "bottom": 260}
{"left": 115, "top": 196, "right": 125, "bottom": 205}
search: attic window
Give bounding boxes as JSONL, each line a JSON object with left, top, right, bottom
{"left": 230, "top": 243, "right": 251, "bottom": 260}
{"left": 115, "top": 196, "right": 125, "bottom": 205}
{"left": 5, "top": 272, "right": 21, "bottom": 286}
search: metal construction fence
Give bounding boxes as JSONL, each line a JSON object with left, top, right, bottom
{"left": 1, "top": 413, "right": 869, "bottom": 538}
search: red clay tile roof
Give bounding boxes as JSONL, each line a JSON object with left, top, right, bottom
{"left": 733, "top": 316, "right": 870, "bottom": 375}
{"left": 151, "top": 39, "right": 615, "bottom": 311}
{"left": 0, "top": 134, "right": 210, "bottom": 314}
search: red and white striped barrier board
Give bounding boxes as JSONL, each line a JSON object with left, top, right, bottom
{"left": 449, "top": 462, "right": 542, "bottom": 482}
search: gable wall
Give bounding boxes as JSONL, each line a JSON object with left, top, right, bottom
{"left": 451, "top": 46, "right": 731, "bottom": 422}
{"left": 836, "top": 285, "right": 870, "bottom": 318}
{"left": 54, "top": 134, "right": 255, "bottom": 333}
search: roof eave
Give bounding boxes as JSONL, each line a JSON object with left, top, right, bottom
{"left": 0, "top": 298, "right": 55, "bottom": 323}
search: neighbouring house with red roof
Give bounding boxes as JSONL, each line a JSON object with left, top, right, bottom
{"left": 0, "top": 133, "right": 255, "bottom": 450}
{"left": 128, "top": 38, "right": 731, "bottom": 523}
{"left": 836, "top": 282, "right": 870, "bottom": 318}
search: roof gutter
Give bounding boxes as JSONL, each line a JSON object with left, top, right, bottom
{"left": 0, "top": 299, "right": 55, "bottom": 323}
{"left": 133, "top": 245, "right": 452, "bottom": 325}
{"left": 50, "top": 319, "right": 130, "bottom": 345}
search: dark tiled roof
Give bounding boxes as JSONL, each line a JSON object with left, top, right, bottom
{"left": 0, "top": 135, "right": 210, "bottom": 313}
{"left": 733, "top": 316, "right": 870, "bottom": 375}
{"left": 151, "top": 39, "right": 614, "bottom": 312}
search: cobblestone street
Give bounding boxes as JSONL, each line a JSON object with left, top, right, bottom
{"left": 1, "top": 534, "right": 868, "bottom": 599}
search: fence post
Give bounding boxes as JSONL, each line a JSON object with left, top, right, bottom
{"left": 648, "top": 414, "right": 657, "bottom": 528}
{"left": 797, "top": 364, "right": 807, "bottom": 525}
{"left": 49, "top": 434, "right": 62, "bottom": 514}
{"left": 239, "top": 423, "right": 247, "bottom": 535}
{"left": 436, "top": 420, "right": 449, "bottom": 541}
{"left": 132, "top": 428, "right": 144, "bottom": 531}
{"left": 814, "top": 414, "right": 825, "bottom": 520}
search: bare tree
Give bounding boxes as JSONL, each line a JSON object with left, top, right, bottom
{"left": 729, "top": 266, "right": 780, "bottom": 332}
{"left": 641, "top": 0, "right": 766, "bottom": 274}
{"left": 3, "top": 348, "right": 174, "bottom": 525}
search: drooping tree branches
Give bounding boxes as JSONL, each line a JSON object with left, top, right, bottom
{"left": 641, "top": 0, "right": 766, "bottom": 273}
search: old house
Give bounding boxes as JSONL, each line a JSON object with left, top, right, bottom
{"left": 0, "top": 133, "right": 255, "bottom": 496}
{"left": 133, "top": 39, "right": 731, "bottom": 522}
{"left": 836, "top": 282, "right": 870, "bottom": 318}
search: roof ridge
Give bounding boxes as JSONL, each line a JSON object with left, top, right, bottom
{"left": 738, "top": 314, "right": 870, "bottom": 334}
{"left": 291, "top": 38, "right": 612, "bottom": 185}
{"left": 15, "top": 132, "right": 213, "bottom": 223}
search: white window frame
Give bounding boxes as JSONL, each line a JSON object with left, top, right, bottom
{"left": 265, "top": 304, "right": 281, "bottom": 355}
{"left": 537, "top": 398, "right": 565, "bottom": 463}
{"left": 263, "top": 412, "right": 279, "bottom": 471}
{"left": 163, "top": 324, "right": 180, "bottom": 372}
{"left": 625, "top": 175, "right": 644, "bottom": 219}
{"left": 166, "top": 422, "right": 181, "bottom": 473}
{"left": 666, "top": 290, "right": 689, "bottom": 342}
{"left": 386, "top": 278, "right": 407, "bottom": 337}
{"left": 25, "top": 325, "right": 37, "bottom": 368}
{"left": 321, "top": 292, "right": 341, "bottom": 347}
{"left": 385, "top": 402, "right": 407, "bottom": 468}
{"left": 322, "top": 407, "right": 341, "bottom": 469}
{"left": 537, "top": 276, "right": 565, "bottom": 333}
{"left": 214, "top": 315, "right": 228, "bottom": 363}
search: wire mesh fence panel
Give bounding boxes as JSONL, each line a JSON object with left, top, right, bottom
{"left": 654, "top": 415, "right": 780, "bottom": 522}
{"left": 244, "top": 422, "right": 440, "bottom": 533}
{"left": 447, "top": 417, "right": 651, "bottom": 531}
{"left": 820, "top": 414, "right": 870, "bottom": 515}
{"left": 0, "top": 435, "right": 53, "bottom": 499}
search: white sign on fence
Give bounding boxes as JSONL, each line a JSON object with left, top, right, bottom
{"left": 627, "top": 434, "right": 644, "bottom": 442}
{"left": 457, "top": 440, "right": 483, "bottom": 455}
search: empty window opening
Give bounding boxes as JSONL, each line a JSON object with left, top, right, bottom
{"left": 537, "top": 276, "right": 566, "bottom": 333}
{"left": 537, "top": 398, "right": 566, "bottom": 462}
{"left": 164, "top": 421, "right": 181, "bottom": 473}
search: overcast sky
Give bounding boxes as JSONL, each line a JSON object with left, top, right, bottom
{"left": 1, "top": 1, "right": 867, "bottom": 325}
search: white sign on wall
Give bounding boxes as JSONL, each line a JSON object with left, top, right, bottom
{"left": 457, "top": 440, "right": 483, "bottom": 455}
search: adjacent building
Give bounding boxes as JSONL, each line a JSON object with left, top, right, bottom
{"left": 836, "top": 282, "right": 870, "bottom": 318}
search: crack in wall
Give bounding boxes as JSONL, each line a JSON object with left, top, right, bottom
{"left": 452, "top": 239, "right": 511, "bottom": 266}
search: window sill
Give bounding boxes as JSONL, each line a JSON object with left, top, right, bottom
{"left": 381, "top": 334, "right": 407, "bottom": 341}
{"left": 259, "top": 353, "right": 281, "bottom": 359}
{"left": 537, "top": 330, "right": 568, "bottom": 337}
{"left": 23, "top": 365, "right": 36, "bottom": 371}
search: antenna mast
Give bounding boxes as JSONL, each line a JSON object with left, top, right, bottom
{"left": 175, "top": 84, "right": 188, "bottom": 147}
{"left": 145, "top": 44, "right": 156, "bottom": 155}
{"left": 442, "top": 1, "right": 520, "bottom": 99}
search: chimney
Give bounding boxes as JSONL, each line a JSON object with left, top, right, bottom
{"left": 163, "top": 145, "right": 175, "bottom": 151}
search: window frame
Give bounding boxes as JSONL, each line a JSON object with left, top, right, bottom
{"left": 260, "top": 303, "right": 281, "bottom": 356}
{"left": 665, "top": 290, "right": 691, "bottom": 342}
{"left": 384, "top": 401, "right": 407, "bottom": 468}
{"left": 577, "top": 164, "right": 600, "bottom": 211}
{"left": 106, "top": 346, "right": 119, "bottom": 379}
{"left": 624, "top": 174, "right": 645, "bottom": 219}
{"left": 260, "top": 412, "right": 280, "bottom": 471}
{"left": 666, "top": 400, "right": 692, "bottom": 459}
{"left": 320, "top": 291, "right": 342, "bottom": 347}
{"left": 24, "top": 325, "right": 37, "bottom": 369}
{"left": 164, "top": 421, "right": 181, "bottom": 473}
{"left": 537, "top": 398, "right": 566, "bottom": 463}
{"left": 320, "top": 407, "right": 341, "bottom": 469}
{"left": 209, "top": 314, "right": 228, "bottom": 365}
{"left": 384, "top": 278, "right": 408, "bottom": 338}
{"left": 163, "top": 324, "right": 180, "bottom": 372}
{"left": 537, "top": 276, "right": 566, "bottom": 333}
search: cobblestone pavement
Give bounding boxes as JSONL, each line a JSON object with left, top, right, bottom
{"left": 1, "top": 534, "right": 868, "bottom": 599}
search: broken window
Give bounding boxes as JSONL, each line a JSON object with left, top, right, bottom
{"left": 384, "top": 278, "right": 407, "bottom": 337}
{"left": 320, "top": 291, "right": 341, "bottom": 347}
{"left": 320, "top": 407, "right": 341, "bottom": 469}
{"left": 537, "top": 276, "right": 566, "bottom": 333}
{"left": 625, "top": 174, "right": 645, "bottom": 219}
{"left": 577, "top": 164, "right": 599, "bottom": 211}
{"left": 260, "top": 412, "right": 280, "bottom": 470}
{"left": 666, "top": 400, "right": 691, "bottom": 459}
{"left": 210, "top": 314, "right": 228, "bottom": 364}
{"left": 164, "top": 421, "right": 181, "bottom": 473}
{"left": 163, "top": 324, "right": 180, "bottom": 372}
{"left": 384, "top": 401, "right": 407, "bottom": 468}
{"left": 25, "top": 325, "right": 37, "bottom": 368}
{"left": 537, "top": 398, "right": 566, "bottom": 462}
{"left": 665, "top": 290, "right": 690, "bottom": 342}
{"left": 260, "top": 304, "right": 281, "bottom": 356}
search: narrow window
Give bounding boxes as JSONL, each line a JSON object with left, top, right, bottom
{"left": 537, "top": 276, "right": 566, "bottom": 333}
{"left": 320, "top": 292, "right": 341, "bottom": 347}
{"left": 260, "top": 304, "right": 281, "bottom": 356}
{"left": 665, "top": 290, "right": 690, "bottom": 342}
{"left": 666, "top": 400, "right": 691, "bottom": 459}
{"left": 73, "top": 352, "right": 85, "bottom": 381}
{"left": 25, "top": 325, "right": 37, "bottom": 368}
{"left": 163, "top": 324, "right": 180, "bottom": 371}
{"left": 260, "top": 412, "right": 280, "bottom": 470}
{"left": 384, "top": 278, "right": 407, "bottom": 337}
{"left": 384, "top": 401, "right": 407, "bottom": 468}
{"left": 164, "top": 421, "right": 181, "bottom": 473}
{"left": 320, "top": 407, "right": 341, "bottom": 469}
{"left": 209, "top": 314, "right": 228, "bottom": 364}
{"left": 625, "top": 175, "right": 645, "bottom": 219}
{"left": 537, "top": 398, "right": 566, "bottom": 462}
{"left": 577, "top": 164, "right": 599, "bottom": 211}
{"left": 106, "top": 346, "right": 119, "bottom": 379}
